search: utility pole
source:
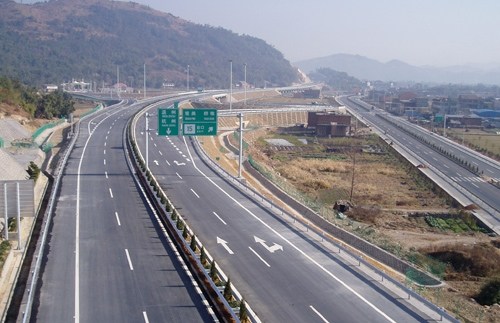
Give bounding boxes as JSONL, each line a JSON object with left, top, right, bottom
{"left": 349, "top": 149, "right": 356, "bottom": 202}
{"left": 238, "top": 113, "right": 244, "bottom": 179}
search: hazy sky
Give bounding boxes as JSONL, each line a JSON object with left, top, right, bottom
{"left": 20, "top": 0, "right": 500, "bottom": 67}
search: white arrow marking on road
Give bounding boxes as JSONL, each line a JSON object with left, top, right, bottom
{"left": 174, "top": 160, "right": 186, "bottom": 166}
{"left": 153, "top": 160, "right": 159, "bottom": 166}
{"left": 254, "top": 236, "right": 283, "bottom": 253}
{"left": 217, "top": 237, "right": 234, "bottom": 255}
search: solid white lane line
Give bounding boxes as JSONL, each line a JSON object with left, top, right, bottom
{"left": 143, "top": 312, "right": 150, "bottom": 323}
{"left": 105, "top": 171, "right": 108, "bottom": 179}
{"left": 115, "top": 212, "right": 121, "bottom": 226}
{"left": 248, "top": 247, "right": 270, "bottom": 267}
{"left": 109, "top": 188, "right": 114, "bottom": 198}
{"left": 125, "top": 249, "right": 134, "bottom": 270}
{"left": 176, "top": 172, "right": 182, "bottom": 179}
{"left": 183, "top": 137, "right": 397, "bottom": 323}
{"left": 213, "top": 212, "right": 227, "bottom": 225}
{"left": 310, "top": 305, "right": 329, "bottom": 323}
{"left": 190, "top": 188, "right": 200, "bottom": 198}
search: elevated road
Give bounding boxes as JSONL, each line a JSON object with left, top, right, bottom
{"left": 338, "top": 96, "right": 500, "bottom": 233}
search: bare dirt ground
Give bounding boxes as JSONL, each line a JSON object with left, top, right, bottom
{"left": 204, "top": 118, "right": 500, "bottom": 322}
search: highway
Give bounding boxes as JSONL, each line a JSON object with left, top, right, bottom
{"left": 33, "top": 100, "right": 213, "bottom": 322}
{"left": 338, "top": 96, "right": 500, "bottom": 232}
{"left": 134, "top": 100, "right": 447, "bottom": 323}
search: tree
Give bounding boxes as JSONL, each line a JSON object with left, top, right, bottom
{"left": 223, "top": 278, "right": 232, "bottom": 302}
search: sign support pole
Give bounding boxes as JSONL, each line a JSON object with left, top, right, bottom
{"left": 16, "top": 183, "right": 21, "bottom": 250}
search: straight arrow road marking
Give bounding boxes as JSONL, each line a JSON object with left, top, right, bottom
{"left": 217, "top": 237, "right": 234, "bottom": 254}
{"left": 254, "top": 236, "right": 283, "bottom": 253}
{"left": 153, "top": 160, "right": 159, "bottom": 166}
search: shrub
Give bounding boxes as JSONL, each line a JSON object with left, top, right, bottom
{"left": 209, "top": 261, "right": 217, "bottom": 281}
{"left": 475, "top": 279, "right": 500, "bottom": 306}
{"left": 190, "top": 235, "right": 197, "bottom": 251}
{"left": 223, "top": 278, "right": 232, "bottom": 302}
{"left": 239, "top": 298, "right": 248, "bottom": 321}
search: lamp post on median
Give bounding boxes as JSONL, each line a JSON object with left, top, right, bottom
{"left": 244, "top": 63, "right": 247, "bottom": 106}
{"left": 229, "top": 60, "right": 233, "bottom": 112}
{"left": 187, "top": 64, "right": 190, "bottom": 92}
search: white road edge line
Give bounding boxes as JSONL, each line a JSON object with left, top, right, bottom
{"left": 109, "top": 188, "right": 114, "bottom": 198}
{"left": 115, "top": 212, "right": 121, "bottom": 226}
{"left": 190, "top": 188, "right": 200, "bottom": 198}
{"left": 125, "top": 249, "right": 134, "bottom": 271}
{"left": 142, "top": 311, "right": 150, "bottom": 323}
{"left": 309, "top": 305, "right": 329, "bottom": 323}
{"left": 213, "top": 212, "right": 227, "bottom": 225}
{"left": 248, "top": 246, "right": 270, "bottom": 267}
{"left": 183, "top": 137, "right": 397, "bottom": 323}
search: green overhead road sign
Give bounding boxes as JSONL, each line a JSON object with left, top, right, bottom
{"left": 158, "top": 108, "right": 179, "bottom": 136}
{"left": 182, "top": 108, "right": 218, "bottom": 136}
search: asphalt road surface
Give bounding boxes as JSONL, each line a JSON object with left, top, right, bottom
{"left": 134, "top": 101, "right": 440, "bottom": 323}
{"left": 33, "top": 100, "right": 213, "bottom": 322}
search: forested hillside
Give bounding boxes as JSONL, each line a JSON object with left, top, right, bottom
{"left": 0, "top": 0, "right": 299, "bottom": 88}
{"left": 0, "top": 77, "right": 74, "bottom": 119}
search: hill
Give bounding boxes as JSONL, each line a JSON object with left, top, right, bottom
{"left": 0, "top": 0, "right": 299, "bottom": 88}
{"left": 295, "top": 53, "right": 500, "bottom": 85}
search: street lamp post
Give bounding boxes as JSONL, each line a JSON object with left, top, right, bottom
{"left": 229, "top": 60, "right": 233, "bottom": 111}
{"left": 244, "top": 63, "right": 247, "bottom": 106}
{"left": 187, "top": 65, "right": 190, "bottom": 92}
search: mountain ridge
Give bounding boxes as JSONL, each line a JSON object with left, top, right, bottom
{"left": 0, "top": 0, "right": 299, "bottom": 88}
{"left": 295, "top": 53, "right": 500, "bottom": 85}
